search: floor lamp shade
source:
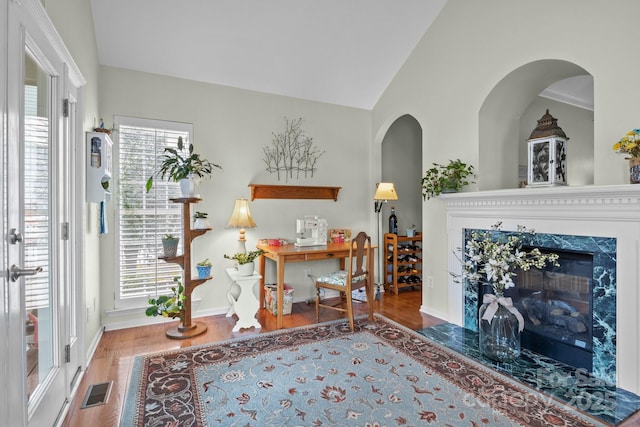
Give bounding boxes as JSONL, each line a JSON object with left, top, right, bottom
{"left": 374, "top": 182, "right": 398, "bottom": 212}
{"left": 373, "top": 182, "right": 398, "bottom": 291}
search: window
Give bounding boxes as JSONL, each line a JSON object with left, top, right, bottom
{"left": 114, "top": 117, "right": 192, "bottom": 308}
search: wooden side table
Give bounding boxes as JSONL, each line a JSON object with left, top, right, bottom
{"left": 225, "top": 268, "right": 262, "bottom": 332}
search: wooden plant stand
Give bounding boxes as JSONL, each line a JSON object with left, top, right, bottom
{"left": 161, "top": 197, "right": 212, "bottom": 339}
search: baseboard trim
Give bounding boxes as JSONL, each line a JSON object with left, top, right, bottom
{"left": 103, "top": 307, "right": 229, "bottom": 331}
{"left": 419, "top": 305, "right": 448, "bottom": 323}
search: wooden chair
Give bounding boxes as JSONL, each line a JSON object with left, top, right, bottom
{"left": 315, "top": 231, "right": 373, "bottom": 331}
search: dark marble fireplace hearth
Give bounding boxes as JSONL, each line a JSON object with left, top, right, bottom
{"left": 418, "top": 323, "right": 640, "bottom": 426}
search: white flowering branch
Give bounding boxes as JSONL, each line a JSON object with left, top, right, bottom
{"left": 460, "top": 222, "right": 559, "bottom": 296}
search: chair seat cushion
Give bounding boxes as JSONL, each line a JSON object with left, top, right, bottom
{"left": 317, "top": 270, "right": 366, "bottom": 287}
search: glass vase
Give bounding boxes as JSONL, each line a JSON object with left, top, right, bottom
{"left": 479, "top": 299, "right": 521, "bottom": 362}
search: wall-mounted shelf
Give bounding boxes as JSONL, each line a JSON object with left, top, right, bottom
{"left": 248, "top": 184, "right": 341, "bottom": 201}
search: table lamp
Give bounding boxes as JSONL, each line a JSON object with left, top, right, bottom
{"left": 373, "top": 182, "right": 398, "bottom": 298}
{"left": 227, "top": 198, "right": 256, "bottom": 254}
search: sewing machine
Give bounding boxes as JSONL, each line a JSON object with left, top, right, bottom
{"left": 295, "top": 216, "right": 328, "bottom": 247}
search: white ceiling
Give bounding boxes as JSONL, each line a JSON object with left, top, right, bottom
{"left": 540, "top": 75, "right": 594, "bottom": 111}
{"left": 90, "top": 0, "right": 448, "bottom": 110}
{"left": 89, "top": 1, "right": 593, "bottom": 111}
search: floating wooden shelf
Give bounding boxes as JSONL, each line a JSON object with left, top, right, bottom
{"left": 249, "top": 184, "right": 341, "bottom": 201}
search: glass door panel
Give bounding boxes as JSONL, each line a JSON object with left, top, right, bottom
{"left": 23, "top": 49, "right": 54, "bottom": 403}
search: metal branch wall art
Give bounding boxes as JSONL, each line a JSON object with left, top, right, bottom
{"left": 263, "top": 117, "right": 325, "bottom": 182}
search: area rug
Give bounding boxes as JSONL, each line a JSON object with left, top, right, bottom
{"left": 121, "top": 314, "right": 609, "bottom": 426}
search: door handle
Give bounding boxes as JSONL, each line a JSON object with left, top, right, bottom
{"left": 9, "top": 228, "right": 23, "bottom": 244}
{"left": 10, "top": 265, "right": 43, "bottom": 282}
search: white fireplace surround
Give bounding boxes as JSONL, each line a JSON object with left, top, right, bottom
{"left": 443, "top": 185, "right": 640, "bottom": 394}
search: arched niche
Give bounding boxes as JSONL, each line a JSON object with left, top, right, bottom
{"left": 380, "top": 114, "right": 423, "bottom": 234}
{"left": 479, "top": 60, "right": 593, "bottom": 190}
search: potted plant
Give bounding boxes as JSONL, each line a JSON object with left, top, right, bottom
{"left": 421, "top": 159, "right": 475, "bottom": 200}
{"left": 422, "top": 159, "right": 475, "bottom": 199}
{"left": 196, "top": 258, "right": 212, "bottom": 279}
{"left": 612, "top": 128, "right": 640, "bottom": 183}
{"left": 145, "top": 276, "right": 185, "bottom": 321}
{"left": 193, "top": 211, "right": 211, "bottom": 229}
{"left": 145, "top": 136, "right": 222, "bottom": 196}
{"left": 161, "top": 234, "right": 180, "bottom": 258}
{"left": 224, "top": 249, "right": 265, "bottom": 276}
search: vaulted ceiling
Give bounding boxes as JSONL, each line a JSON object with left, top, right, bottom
{"left": 90, "top": 0, "right": 448, "bottom": 110}
{"left": 89, "top": 0, "right": 593, "bottom": 111}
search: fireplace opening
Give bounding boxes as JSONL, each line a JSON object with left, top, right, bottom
{"left": 479, "top": 247, "right": 594, "bottom": 372}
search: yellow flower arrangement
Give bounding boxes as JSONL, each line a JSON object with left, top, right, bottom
{"left": 613, "top": 129, "right": 640, "bottom": 158}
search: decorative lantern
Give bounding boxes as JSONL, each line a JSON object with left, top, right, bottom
{"left": 527, "top": 109, "right": 568, "bottom": 187}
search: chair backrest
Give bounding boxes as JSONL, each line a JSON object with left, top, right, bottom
{"left": 348, "top": 231, "right": 371, "bottom": 283}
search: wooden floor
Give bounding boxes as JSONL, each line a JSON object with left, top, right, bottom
{"left": 61, "top": 289, "right": 640, "bottom": 427}
{"left": 61, "top": 289, "right": 442, "bottom": 426}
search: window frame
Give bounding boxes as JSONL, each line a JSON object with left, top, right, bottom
{"left": 113, "top": 116, "right": 193, "bottom": 309}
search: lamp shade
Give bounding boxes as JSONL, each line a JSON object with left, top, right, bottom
{"left": 226, "top": 198, "right": 256, "bottom": 229}
{"left": 373, "top": 182, "right": 398, "bottom": 201}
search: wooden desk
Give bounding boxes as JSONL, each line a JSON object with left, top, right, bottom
{"left": 257, "top": 242, "right": 376, "bottom": 329}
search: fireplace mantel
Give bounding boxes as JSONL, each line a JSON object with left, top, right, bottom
{"left": 442, "top": 184, "right": 640, "bottom": 394}
{"left": 442, "top": 184, "right": 640, "bottom": 219}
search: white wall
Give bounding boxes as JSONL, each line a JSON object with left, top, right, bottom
{"left": 372, "top": 0, "right": 640, "bottom": 322}
{"left": 47, "top": 0, "right": 640, "bottom": 345}
{"left": 97, "top": 66, "right": 373, "bottom": 329}
{"left": 44, "top": 0, "right": 103, "bottom": 355}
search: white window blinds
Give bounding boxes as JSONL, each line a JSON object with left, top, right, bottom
{"left": 115, "top": 117, "right": 192, "bottom": 307}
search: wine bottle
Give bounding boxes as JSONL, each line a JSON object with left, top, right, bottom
{"left": 389, "top": 206, "right": 398, "bottom": 234}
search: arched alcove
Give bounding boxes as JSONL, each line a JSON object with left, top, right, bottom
{"left": 381, "top": 114, "right": 423, "bottom": 234}
{"left": 479, "top": 60, "right": 593, "bottom": 190}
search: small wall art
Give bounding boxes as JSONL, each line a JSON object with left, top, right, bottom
{"left": 263, "top": 117, "right": 325, "bottom": 182}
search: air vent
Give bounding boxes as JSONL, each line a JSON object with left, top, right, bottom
{"left": 80, "top": 381, "right": 112, "bottom": 409}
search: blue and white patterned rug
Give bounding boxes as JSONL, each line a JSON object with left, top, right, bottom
{"left": 121, "top": 314, "right": 610, "bottom": 426}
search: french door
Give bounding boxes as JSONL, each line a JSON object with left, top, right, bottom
{"left": 2, "top": 0, "right": 84, "bottom": 425}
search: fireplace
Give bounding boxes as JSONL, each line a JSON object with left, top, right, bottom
{"left": 516, "top": 247, "right": 593, "bottom": 370}
{"left": 464, "top": 228, "right": 616, "bottom": 382}
{"left": 439, "top": 185, "right": 640, "bottom": 393}
{"left": 479, "top": 245, "right": 595, "bottom": 371}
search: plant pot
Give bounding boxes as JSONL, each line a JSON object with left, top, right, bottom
{"left": 629, "top": 157, "right": 640, "bottom": 184}
{"left": 193, "top": 218, "right": 211, "bottom": 229}
{"left": 441, "top": 179, "right": 459, "bottom": 194}
{"left": 179, "top": 177, "right": 196, "bottom": 197}
{"left": 237, "top": 262, "right": 255, "bottom": 276}
{"left": 196, "top": 265, "right": 212, "bottom": 279}
{"left": 162, "top": 238, "right": 179, "bottom": 258}
{"left": 479, "top": 296, "right": 521, "bottom": 362}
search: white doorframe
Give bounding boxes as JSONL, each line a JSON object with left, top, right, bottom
{"left": 2, "top": 0, "right": 86, "bottom": 425}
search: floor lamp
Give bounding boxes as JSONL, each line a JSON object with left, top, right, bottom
{"left": 373, "top": 182, "right": 398, "bottom": 298}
